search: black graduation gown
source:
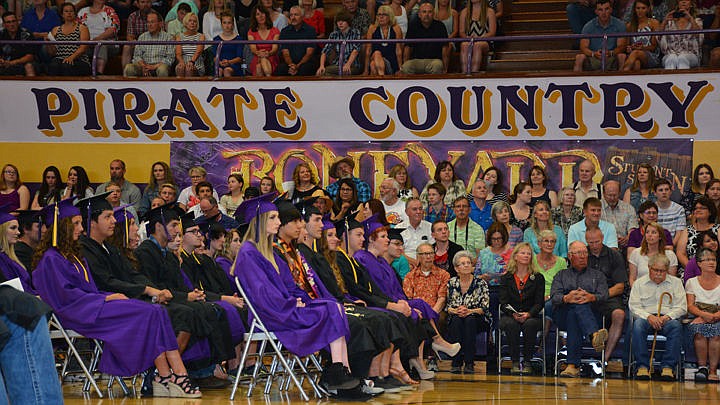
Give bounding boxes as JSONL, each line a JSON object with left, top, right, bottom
{"left": 135, "top": 239, "right": 235, "bottom": 364}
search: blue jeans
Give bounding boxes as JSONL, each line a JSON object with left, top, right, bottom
{"left": 553, "top": 304, "right": 602, "bottom": 366}
{"left": 566, "top": 3, "right": 596, "bottom": 34}
{"left": 631, "top": 317, "right": 681, "bottom": 369}
{"left": 0, "top": 314, "right": 63, "bottom": 404}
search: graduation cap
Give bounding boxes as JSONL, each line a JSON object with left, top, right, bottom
{"left": 235, "top": 192, "right": 278, "bottom": 242}
{"left": 179, "top": 211, "right": 198, "bottom": 234}
{"left": 334, "top": 210, "right": 361, "bottom": 252}
{"left": 41, "top": 197, "right": 81, "bottom": 247}
{"left": 387, "top": 227, "right": 406, "bottom": 243}
{"left": 276, "top": 198, "right": 301, "bottom": 226}
{"left": 361, "top": 214, "right": 386, "bottom": 250}
{"left": 295, "top": 196, "right": 321, "bottom": 222}
{"left": 143, "top": 202, "right": 181, "bottom": 239}
{"left": 113, "top": 204, "right": 135, "bottom": 247}
{"left": 321, "top": 214, "right": 335, "bottom": 231}
{"left": 0, "top": 204, "right": 16, "bottom": 226}
{"left": 76, "top": 192, "right": 113, "bottom": 236}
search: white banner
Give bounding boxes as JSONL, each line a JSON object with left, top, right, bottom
{"left": 0, "top": 73, "right": 718, "bottom": 143}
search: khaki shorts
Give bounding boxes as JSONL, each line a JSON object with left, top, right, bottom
{"left": 584, "top": 55, "right": 618, "bottom": 71}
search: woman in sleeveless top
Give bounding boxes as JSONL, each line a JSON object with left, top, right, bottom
{"left": 0, "top": 164, "right": 30, "bottom": 211}
{"left": 390, "top": 0, "right": 411, "bottom": 36}
{"left": 459, "top": 0, "right": 495, "bottom": 73}
{"left": 364, "top": 5, "right": 403, "bottom": 75}
{"left": 659, "top": 0, "right": 703, "bottom": 69}
{"left": 48, "top": 3, "right": 91, "bottom": 76}
{"left": 528, "top": 165, "right": 558, "bottom": 208}
{"left": 435, "top": 0, "right": 458, "bottom": 39}
{"left": 622, "top": 0, "right": 661, "bottom": 71}
{"left": 248, "top": 6, "right": 280, "bottom": 76}
{"left": 175, "top": 12, "right": 205, "bottom": 76}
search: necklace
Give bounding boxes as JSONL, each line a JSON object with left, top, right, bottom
{"left": 537, "top": 254, "right": 555, "bottom": 270}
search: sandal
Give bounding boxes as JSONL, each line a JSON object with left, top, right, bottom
{"left": 167, "top": 373, "right": 202, "bottom": 398}
{"left": 390, "top": 368, "right": 419, "bottom": 385}
{"left": 151, "top": 374, "right": 171, "bottom": 397}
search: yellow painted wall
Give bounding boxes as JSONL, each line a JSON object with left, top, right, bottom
{"left": 1, "top": 140, "right": 719, "bottom": 186}
{"left": 0, "top": 143, "right": 169, "bottom": 184}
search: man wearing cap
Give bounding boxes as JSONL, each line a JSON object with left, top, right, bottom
{"left": 380, "top": 178, "right": 409, "bottom": 227}
{"left": 386, "top": 228, "right": 410, "bottom": 280}
{"left": 326, "top": 156, "right": 372, "bottom": 203}
{"left": 95, "top": 159, "right": 142, "bottom": 208}
{"left": 14, "top": 209, "right": 41, "bottom": 271}
{"left": 195, "top": 196, "right": 238, "bottom": 230}
{"left": 135, "top": 204, "right": 238, "bottom": 389}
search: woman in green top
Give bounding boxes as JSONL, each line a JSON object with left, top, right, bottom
{"left": 533, "top": 229, "right": 567, "bottom": 337}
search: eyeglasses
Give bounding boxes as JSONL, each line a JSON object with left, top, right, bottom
{"left": 541, "top": 239, "right": 556, "bottom": 244}
{"left": 389, "top": 241, "right": 404, "bottom": 246}
{"left": 694, "top": 206, "right": 709, "bottom": 211}
{"left": 377, "top": 12, "right": 389, "bottom": 16}
{"left": 642, "top": 210, "right": 658, "bottom": 215}
{"left": 699, "top": 257, "right": 718, "bottom": 262}
{"left": 649, "top": 267, "right": 667, "bottom": 273}
{"left": 3, "top": 170, "right": 17, "bottom": 175}
{"left": 186, "top": 229, "right": 202, "bottom": 235}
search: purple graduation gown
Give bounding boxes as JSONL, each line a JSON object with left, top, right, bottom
{"left": 0, "top": 252, "right": 37, "bottom": 294}
{"left": 354, "top": 250, "right": 438, "bottom": 321}
{"left": 234, "top": 242, "right": 350, "bottom": 357}
{"left": 33, "top": 248, "right": 178, "bottom": 376}
{"left": 215, "top": 256, "right": 240, "bottom": 295}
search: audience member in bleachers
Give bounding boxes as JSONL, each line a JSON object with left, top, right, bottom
{"left": 389, "top": 0, "right": 412, "bottom": 36}
{"left": 458, "top": 0, "right": 495, "bottom": 73}
{"left": 178, "top": 166, "right": 219, "bottom": 211}
{"left": 331, "top": 178, "right": 359, "bottom": 221}
{"left": 601, "top": 180, "right": 638, "bottom": 249}
{"left": 492, "top": 200, "right": 523, "bottom": 248}
{"left": 62, "top": 165, "right": 94, "bottom": 200}
{"left": 447, "top": 196, "right": 485, "bottom": 257}
{"left": 289, "top": 163, "right": 322, "bottom": 203}
{"left": 121, "top": 0, "right": 152, "bottom": 67}
{"left": 317, "top": 10, "right": 362, "bottom": 75}
{"left": 387, "top": 164, "right": 417, "bottom": 201}
{"left": 469, "top": 178, "right": 493, "bottom": 230}
{"left": 326, "top": 156, "right": 371, "bottom": 202}
{"left": 165, "top": 0, "right": 199, "bottom": 25}
{"left": 621, "top": 0, "right": 660, "bottom": 70}
{"left": 95, "top": 159, "right": 142, "bottom": 208}
{"left": 475, "top": 222, "right": 512, "bottom": 325}
{"left": 138, "top": 162, "right": 175, "bottom": 217}
{"left": 20, "top": 0, "right": 58, "bottom": 66}
{"left": 159, "top": 182, "right": 178, "bottom": 205}
{"left": 629, "top": 221, "right": 678, "bottom": 285}
{"left": 573, "top": 160, "right": 602, "bottom": 207}
{"left": 0, "top": 164, "right": 30, "bottom": 211}
{"left": 551, "top": 241, "right": 608, "bottom": 378}
{"left": 277, "top": 6, "right": 318, "bottom": 76}
{"left": 31, "top": 165, "right": 63, "bottom": 209}
{"left": 499, "top": 243, "right": 544, "bottom": 375}
{"left": 528, "top": 165, "right": 558, "bottom": 208}
{"left": 623, "top": 162, "right": 657, "bottom": 211}
{"left": 186, "top": 181, "right": 221, "bottom": 218}
{"left": 431, "top": 220, "right": 463, "bottom": 276}
{"left": 300, "top": 0, "right": 324, "bottom": 38}
{"left": 401, "top": 198, "right": 434, "bottom": 262}
{"left": 123, "top": 10, "right": 175, "bottom": 77}
{"left": 401, "top": 1, "right": 449, "bottom": 73}
{"left": 627, "top": 201, "right": 673, "bottom": 259}
{"left": 219, "top": 173, "right": 243, "bottom": 217}
{"left": 683, "top": 230, "right": 719, "bottom": 284}
{"left": 568, "top": 197, "right": 618, "bottom": 248}
{"left": 509, "top": 182, "right": 532, "bottom": 232}
{"left": 259, "top": 0, "right": 288, "bottom": 29}
{"left": 534, "top": 229, "right": 567, "bottom": 302}
{"left": 628, "top": 253, "right": 686, "bottom": 381}
{"left": 339, "top": 0, "right": 370, "bottom": 35}
{"left": 446, "top": 250, "right": 490, "bottom": 374}
{"left": 566, "top": 0, "right": 598, "bottom": 38}
{"left": 364, "top": 5, "right": 403, "bottom": 76}
{"left": 234, "top": 0, "right": 257, "bottom": 23}
{"left": 551, "top": 185, "right": 584, "bottom": 238}
{"left": 435, "top": 0, "right": 458, "bottom": 40}
{"left": 524, "top": 200, "right": 567, "bottom": 258}
{"left": 259, "top": 175, "right": 277, "bottom": 194}
{"left": 175, "top": 12, "right": 206, "bottom": 76}
{"left": 586, "top": 228, "right": 627, "bottom": 371}
{"left": 106, "top": 182, "right": 138, "bottom": 219}
{"left": 659, "top": 0, "right": 703, "bottom": 69}
{"left": 573, "top": 0, "right": 627, "bottom": 70}
{"left": 380, "top": 178, "right": 409, "bottom": 226}
{"left": 403, "top": 242, "right": 451, "bottom": 325}
{"left": 424, "top": 183, "right": 455, "bottom": 222}
{"left": 77, "top": 0, "right": 119, "bottom": 75}
{"left": 706, "top": 178, "right": 720, "bottom": 213}
{"left": 484, "top": 166, "right": 508, "bottom": 207}
{"left": 655, "top": 178, "right": 686, "bottom": 246}
{"left": 686, "top": 247, "right": 720, "bottom": 382}
{"left": 710, "top": 6, "right": 720, "bottom": 66}
{"left": 677, "top": 197, "right": 719, "bottom": 268}
{"left": 46, "top": 3, "right": 91, "bottom": 75}
{"left": 203, "top": 0, "right": 236, "bottom": 41}
{"left": 167, "top": 2, "right": 192, "bottom": 36}
{"left": 212, "top": 11, "right": 244, "bottom": 76}
{"left": 421, "top": 160, "right": 466, "bottom": 208}
{"left": 682, "top": 163, "right": 714, "bottom": 217}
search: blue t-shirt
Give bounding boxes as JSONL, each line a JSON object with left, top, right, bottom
{"left": 581, "top": 16, "right": 626, "bottom": 51}
{"left": 21, "top": 8, "right": 61, "bottom": 35}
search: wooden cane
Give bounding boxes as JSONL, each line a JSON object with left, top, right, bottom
{"left": 649, "top": 292, "right": 673, "bottom": 368}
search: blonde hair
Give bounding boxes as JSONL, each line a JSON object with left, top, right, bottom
{"left": 0, "top": 221, "right": 23, "bottom": 269}
{"left": 237, "top": 211, "right": 278, "bottom": 273}
{"left": 505, "top": 242, "right": 540, "bottom": 275}
{"left": 376, "top": 5, "right": 396, "bottom": 25}
{"left": 183, "top": 12, "right": 198, "bottom": 27}
{"left": 529, "top": 200, "right": 554, "bottom": 236}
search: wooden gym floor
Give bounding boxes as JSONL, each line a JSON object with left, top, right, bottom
{"left": 62, "top": 371, "right": 720, "bottom": 404}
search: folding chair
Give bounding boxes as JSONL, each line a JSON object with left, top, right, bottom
{"left": 230, "top": 277, "right": 326, "bottom": 401}
{"left": 497, "top": 306, "right": 546, "bottom": 375}
{"left": 626, "top": 316, "right": 682, "bottom": 380}
{"left": 554, "top": 315, "right": 606, "bottom": 377}
{"left": 48, "top": 313, "right": 104, "bottom": 398}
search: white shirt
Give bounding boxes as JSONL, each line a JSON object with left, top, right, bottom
{"left": 685, "top": 277, "right": 720, "bottom": 306}
{"left": 628, "top": 248, "right": 678, "bottom": 280}
{"left": 178, "top": 186, "right": 220, "bottom": 207}
{"left": 401, "top": 220, "right": 434, "bottom": 259}
{"left": 629, "top": 274, "right": 687, "bottom": 320}
{"left": 383, "top": 199, "right": 409, "bottom": 227}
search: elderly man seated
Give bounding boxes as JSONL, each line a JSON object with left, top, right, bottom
{"left": 628, "top": 253, "right": 686, "bottom": 380}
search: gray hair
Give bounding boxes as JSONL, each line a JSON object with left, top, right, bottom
{"left": 648, "top": 253, "right": 670, "bottom": 270}
{"left": 453, "top": 250, "right": 475, "bottom": 267}
{"left": 383, "top": 177, "right": 400, "bottom": 193}
{"left": 416, "top": 242, "right": 434, "bottom": 255}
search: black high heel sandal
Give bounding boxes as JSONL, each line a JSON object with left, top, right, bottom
{"left": 167, "top": 373, "right": 202, "bottom": 398}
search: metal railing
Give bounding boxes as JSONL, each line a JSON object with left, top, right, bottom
{"left": 0, "top": 27, "right": 716, "bottom": 78}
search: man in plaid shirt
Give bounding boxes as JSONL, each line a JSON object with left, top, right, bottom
{"left": 123, "top": 10, "right": 175, "bottom": 76}
{"left": 121, "top": 0, "right": 152, "bottom": 66}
